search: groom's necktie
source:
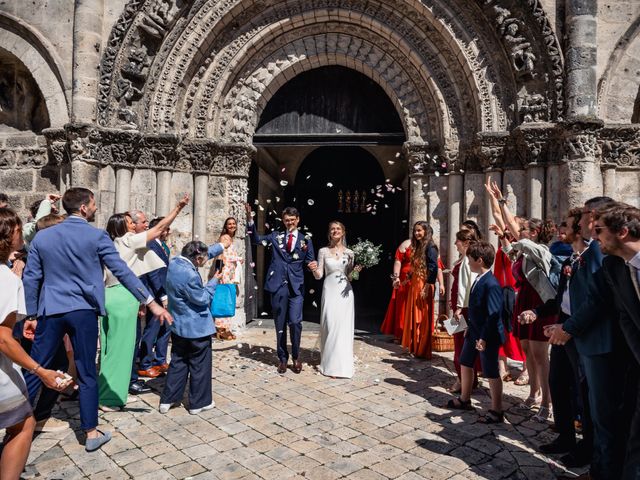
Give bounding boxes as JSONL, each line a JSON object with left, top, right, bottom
{"left": 287, "top": 233, "right": 294, "bottom": 252}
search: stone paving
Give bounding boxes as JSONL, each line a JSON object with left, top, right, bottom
{"left": 21, "top": 327, "right": 587, "bottom": 479}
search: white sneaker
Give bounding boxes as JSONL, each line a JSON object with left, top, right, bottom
{"left": 188, "top": 401, "right": 215, "bottom": 415}
{"left": 34, "top": 417, "right": 70, "bottom": 433}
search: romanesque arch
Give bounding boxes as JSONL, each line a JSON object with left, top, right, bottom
{"left": 0, "top": 12, "right": 70, "bottom": 129}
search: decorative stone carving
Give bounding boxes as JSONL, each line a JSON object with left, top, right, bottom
{"left": 518, "top": 94, "right": 548, "bottom": 123}
{"left": 599, "top": 125, "right": 640, "bottom": 169}
{"left": 494, "top": 6, "right": 536, "bottom": 77}
{"left": 563, "top": 130, "right": 601, "bottom": 162}
{"left": 511, "top": 124, "right": 559, "bottom": 167}
{"left": 475, "top": 132, "right": 510, "bottom": 170}
{"left": 403, "top": 142, "right": 442, "bottom": 176}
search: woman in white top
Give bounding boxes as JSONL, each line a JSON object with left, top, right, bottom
{"left": 0, "top": 208, "right": 68, "bottom": 479}
{"left": 311, "top": 222, "right": 361, "bottom": 378}
{"left": 98, "top": 195, "right": 189, "bottom": 409}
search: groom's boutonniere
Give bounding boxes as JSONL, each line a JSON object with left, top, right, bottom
{"left": 292, "top": 252, "right": 300, "bottom": 260}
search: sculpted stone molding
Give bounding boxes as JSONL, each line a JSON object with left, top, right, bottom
{"left": 97, "top": 0, "right": 519, "bottom": 142}
{"left": 599, "top": 125, "right": 640, "bottom": 169}
{"left": 561, "top": 121, "right": 602, "bottom": 162}
{"left": 41, "top": 125, "right": 254, "bottom": 175}
{"left": 475, "top": 132, "right": 510, "bottom": 170}
{"left": 403, "top": 142, "right": 442, "bottom": 176}
{"left": 477, "top": 0, "right": 564, "bottom": 123}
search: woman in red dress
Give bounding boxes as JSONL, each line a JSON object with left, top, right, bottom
{"left": 401, "top": 222, "right": 439, "bottom": 359}
{"left": 380, "top": 239, "right": 412, "bottom": 341}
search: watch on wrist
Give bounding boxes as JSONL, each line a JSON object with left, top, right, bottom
{"left": 498, "top": 198, "right": 507, "bottom": 205}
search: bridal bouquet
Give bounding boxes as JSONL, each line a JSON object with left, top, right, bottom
{"left": 350, "top": 239, "right": 383, "bottom": 280}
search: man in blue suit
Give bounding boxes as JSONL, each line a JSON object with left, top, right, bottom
{"left": 544, "top": 197, "right": 628, "bottom": 480}
{"left": 448, "top": 241, "right": 505, "bottom": 423}
{"left": 22, "top": 188, "right": 172, "bottom": 452}
{"left": 246, "top": 204, "right": 316, "bottom": 374}
{"left": 136, "top": 216, "right": 172, "bottom": 380}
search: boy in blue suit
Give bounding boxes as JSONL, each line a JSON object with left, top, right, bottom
{"left": 447, "top": 241, "right": 506, "bottom": 423}
{"left": 246, "top": 204, "right": 316, "bottom": 374}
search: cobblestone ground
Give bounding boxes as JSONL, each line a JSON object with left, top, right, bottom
{"left": 22, "top": 327, "right": 586, "bottom": 479}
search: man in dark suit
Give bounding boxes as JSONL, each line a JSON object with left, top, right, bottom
{"left": 136, "top": 216, "right": 172, "bottom": 379}
{"left": 545, "top": 197, "right": 628, "bottom": 480}
{"left": 448, "top": 241, "right": 505, "bottom": 423}
{"left": 592, "top": 204, "right": 640, "bottom": 480}
{"left": 246, "top": 204, "right": 316, "bottom": 374}
{"left": 22, "top": 188, "right": 172, "bottom": 451}
{"left": 522, "top": 208, "right": 593, "bottom": 465}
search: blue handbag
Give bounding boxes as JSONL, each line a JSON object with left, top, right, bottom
{"left": 210, "top": 284, "right": 236, "bottom": 317}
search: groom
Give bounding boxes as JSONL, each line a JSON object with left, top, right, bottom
{"left": 246, "top": 204, "right": 316, "bottom": 374}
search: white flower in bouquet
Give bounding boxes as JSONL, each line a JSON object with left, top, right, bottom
{"left": 350, "top": 239, "right": 383, "bottom": 280}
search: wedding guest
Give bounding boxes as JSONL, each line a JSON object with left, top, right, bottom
{"left": 401, "top": 221, "right": 438, "bottom": 359}
{"left": 484, "top": 179, "right": 527, "bottom": 384}
{"left": 23, "top": 194, "right": 60, "bottom": 250}
{"left": 544, "top": 197, "right": 628, "bottom": 479}
{"left": 447, "top": 241, "right": 505, "bottom": 423}
{"left": 448, "top": 228, "right": 480, "bottom": 393}
{"left": 210, "top": 217, "right": 245, "bottom": 340}
{"left": 462, "top": 219, "right": 482, "bottom": 240}
{"left": 311, "top": 221, "right": 360, "bottom": 378}
{"left": 487, "top": 182, "right": 555, "bottom": 422}
{"left": 159, "top": 241, "right": 220, "bottom": 414}
{"left": 99, "top": 195, "right": 189, "bottom": 411}
{"left": 136, "top": 217, "right": 171, "bottom": 379}
{"left": 0, "top": 208, "right": 68, "bottom": 479}
{"left": 380, "top": 237, "right": 413, "bottom": 341}
{"left": 0, "top": 193, "right": 8, "bottom": 208}
{"left": 522, "top": 208, "right": 593, "bottom": 466}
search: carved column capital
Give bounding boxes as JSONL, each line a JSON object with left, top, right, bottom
{"left": 561, "top": 120, "right": 603, "bottom": 162}
{"left": 511, "top": 123, "right": 560, "bottom": 167}
{"left": 180, "top": 139, "right": 217, "bottom": 174}
{"left": 403, "top": 142, "right": 441, "bottom": 176}
{"left": 213, "top": 143, "right": 255, "bottom": 178}
{"left": 475, "top": 132, "right": 510, "bottom": 171}
{"left": 598, "top": 124, "right": 640, "bottom": 169}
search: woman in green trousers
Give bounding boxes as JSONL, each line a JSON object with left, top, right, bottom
{"left": 98, "top": 194, "right": 189, "bottom": 409}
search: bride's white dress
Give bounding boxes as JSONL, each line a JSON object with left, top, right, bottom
{"left": 313, "top": 247, "right": 355, "bottom": 378}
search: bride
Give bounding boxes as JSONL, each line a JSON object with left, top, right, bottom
{"left": 311, "top": 221, "right": 361, "bottom": 378}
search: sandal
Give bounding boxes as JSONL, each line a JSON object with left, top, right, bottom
{"left": 514, "top": 373, "right": 529, "bottom": 386}
{"left": 518, "top": 395, "right": 541, "bottom": 410}
{"left": 446, "top": 396, "right": 475, "bottom": 411}
{"left": 448, "top": 381, "right": 462, "bottom": 394}
{"left": 478, "top": 410, "right": 504, "bottom": 424}
{"left": 532, "top": 406, "right": 552, "bottom": 423}
{"left": 501, "top": 373, "right": 514, "bottom": 382}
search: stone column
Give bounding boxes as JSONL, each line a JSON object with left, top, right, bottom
{"left": 565, "top": 0, "right": 597, "bottom": 119}
{"left": 193, "top": 174, "right": 209, "bottom": 241}
{"left": 561, "top": 0, "right": 603, "bottom": 210}
{"left": 447, "top": 173, "right": 463, "bottom": 268}
{"left": 403, "top": 142, "right": 431, "bottom": 226}
{"left": 156, "top": 171, "right": 172, "bottom": 216}
{"left": 527, "top": 165, "right": 545, "bottom": 219}
{"left": 602, "top": 166, "right": 617, "bottom": 198}
{"left": 72, "top": 0, "right": 104, "bottom": 122}
{"left": 115, "top": 168, "right": 132, "bottom": 212}
{"left": 410, "top": 175, "right": 428, "bottom": 225}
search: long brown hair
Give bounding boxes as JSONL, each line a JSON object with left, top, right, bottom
{"left": 0, "top": 208, "right": 22, "bottom": 263}
{"left": 221, "top": 217, "right": 237, "bottom": 238}
{"left": 528, "top": 218, "right": 555, "bottom": 245}
{"left": 410, "top": 221, "right": 437, "bottom": 275}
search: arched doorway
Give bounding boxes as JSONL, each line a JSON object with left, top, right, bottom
{"left": 249, "top": 65, "right": 407, "bottom": 331}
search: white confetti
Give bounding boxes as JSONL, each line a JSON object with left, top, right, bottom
{"left": 309, "top": 289, "right": 315, "bottom": 294}
{"left": 395, "top": 152, "right": 401, "bottom": 158}
{"left": 281, "top": 167, "right": 286, "bottom": 172}
{"left": 259, "top": 205, "right": 265, "bottom": 211}
{"left": 275, "top": 196, "right": 280, "bottom": 202}
{"left": 435, "top": 171, "right": 440, "bottom": 177}
{"left": 254, "top": 199, "right": 260, "bottom": 205}
{"left": 250, "top": 262, "right": 255, "bottom": 267}
{"left": 326, "top": 182, "right": 333, "bottom": 188}
{"left": 269, "top": 271, "right": 274, "bottom": 276}
{"left": 307, "top": 199, "right": 315, "bottom": 205}
{"left": 374, "top": 378, "right": 380, "bottom": 383}
{"left": 254, "top": 286, "right": 259, "bottom": 290}
{"left": 261, "top": 240, "right": 268, "bottom": 246}
{"left": 266, "top": 199, "right": 272, "bottom": 203}
{"left": 312, "top": 301, "right": 318, "bottom": 308}
{"left": 260, "top": 311, "right": 268, "bottom": 316}
{"left": 258, "top": 320, "right": 263, "bottom": 326}
{"left": 237, "top": 344, "right": 243, "bottom": 348}
{"left": 280, "top": 180, "right": 288, "bottom": 186}
{"left": 387, "top": 160, "right": 395, "bottom": 165}
{"left": 306, "top": 175, "right": 311, "bottom": 180}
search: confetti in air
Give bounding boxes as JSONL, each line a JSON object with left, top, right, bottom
{"left": 395, "top": 152, "right": 401, "bottom": 157}
{"left": 388, "top": 160, "right": 395, "bottom": 165}
{"left": 326, "top": 182, "right": 333, "bottom": 187}
{"left": 280, "top": 180, "right": 288, "bottom": 186}
{"left": 307, "top": 199, "right": 315, "bottom": 205}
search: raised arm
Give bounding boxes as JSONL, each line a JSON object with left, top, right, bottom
{"left": 245, "top": 202, "right": 272, "bottom": 245}
{"left": 146, "top": 193, "right": 190, "bottom": 243}
{"left": 489, "top": 181, "right": 521, "bottom": 240}
{"left": 484, "top": 178, "right": 505, "bottom": 231}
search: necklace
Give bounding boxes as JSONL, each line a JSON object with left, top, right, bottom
{"left": 329, "top": 245, "right": 343, "bottom": 258}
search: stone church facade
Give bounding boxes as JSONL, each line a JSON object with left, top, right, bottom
{"left": 1, "top": 0, "right": 640, "bottom": 315}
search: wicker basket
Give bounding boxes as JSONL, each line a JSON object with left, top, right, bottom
{"left": 432, "top": 314, "right": 455, "bottom": 352}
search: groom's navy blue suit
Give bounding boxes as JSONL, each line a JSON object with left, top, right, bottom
{"left": 249, "top": 224, "right": 315, "bottom": 362}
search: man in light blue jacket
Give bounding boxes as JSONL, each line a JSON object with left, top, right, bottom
{"left": 159, "top": 238, "right": 229, "bottom": 415}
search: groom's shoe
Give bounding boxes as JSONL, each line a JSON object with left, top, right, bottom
{"left": 292, "top": 360, "right": 302, "bottom": 374}
{"left": 277, "top": 362, "right": 287, "bottom": 374}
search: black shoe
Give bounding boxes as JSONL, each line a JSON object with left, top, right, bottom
{"left": 129, "top": 381, "right": 151, "bottom": 394}
{"left": 560, "top": 450, "right": 591, "bottom": 468}
{"left": 539, "top": 439, "right": 574, "bottom": 454}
